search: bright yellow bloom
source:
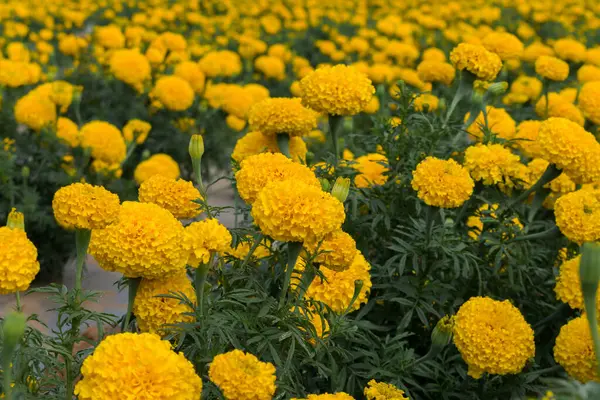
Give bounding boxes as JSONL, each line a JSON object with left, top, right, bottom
{"left": 465, "top": 106, "right": 516, "bottom": 141}
{"left": 232, "top": 131, "right": 307, "bottom": 164}
{"left": 80, "top": 121, "right": 126, "bottom": 164}
{"left": 133, "top": 272, "right": 196, "bottom": 334}
{"left": 252, "top": 180, "right": 345, "bottom": 242}
{"left": 454, "top": 297, "right": 535, "bottom": 379}
{"left": 555, "top": 255, "right": 600, "bottom": 314}
{"left": 411, "top": 157, "right": 474, "bottom": 208}
{"left": 90, "top": 202, "right": 188, "bottom": 279}
{"left": 577, "top": 65, "right": 600, "bottom": 83}
{"left": 75, "top": 333, "right": 202, "bottom": 400}
{"left": 535, "top": 56, "right": 569, "bottom": 81}
{"left": 293, "top": 394, "right": 355, "bottom": 400}
{"left": 14, "top": 93, "right": 56, "bottom": 131}
{"left": 208, "top": 350, "right": 276, "bottom": 400}
{"left": 578, "top": 81, "right": 600, "bottom": 125}
{"left": 52, "top": 183, "right": 120, "bottom": 230}
{"left": 449, "top": 43, "right": 502, "bottom": 81}
{"left": 94, "top": 25, "right": 125, "bottom": 49}
{"left": 413, "top": 94, "right": 439, "bottom": 112}
{"left": 150, "top": 76, "right": 195, "bottom": 111}
{"left": 555, "top": 189, "right": 600, "bottom": 244}
{"left": 554, "top": 316, "right": 600, "bottom": 383}
{"left": 353, "top": 153, "right": 389, "bottom": 188}
{"left": 535, "top": 93, "right": 584, "bottom": 126}
{"left": 122, "top": 119, "right": 151, "bottom": 144}
{"left": 109, "top": 49, "right": 150, "bottom": 92}
{"left": 463, "top": 144, "right": 522, "bottom": 186}
{"left": 303, "top": 230, "right": 357, "bottom": 272}
{"left": 553, "top": 38, "right": 587, "bottom": 63}
{"left": 138, "top": 175, "right": 202, "bottom": 220}
{"left": 514, "top": 120, "right": 542, "bottom": 158}
{"left": 255, "top": 55, "right": 286, "bottom": 81}
{"left": 134, "top": 154, "right": 180, "bottom": 184}
{"left": 235, "top": 152, "right": 320, "bottom": 204}
{"left": 30, "top": 81, "right": 77, "bottom": 113}
{"left": 183, "top": 219, "right": 232, "bottom": 267}
{"left": 174, "top": 61, "right": 206, "bottom": 94}
{"left": 248, "top": 98, "right": 318, "bottom": 138}
{"left": 416, "top": 61, "right": 455, "bottom": 86}
{"left": 0, "top": 226, "right": 39, "bottom": 294}
{"left": 198, "top": 50, "right": 242, "bottom": 78}
{"left": 482, "top": 32, "right": 524, "bottom": 60}
{"left": 364, "top": 380, "right": 409, "bottom": 400}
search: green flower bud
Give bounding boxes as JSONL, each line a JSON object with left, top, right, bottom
{"left": 6, "top": 208, "right": 24, "bottom": 231}
{"left": 319, "top": 178, "right": 331, "bottom": 192}
{"left": 189, "top": 134, "right": 204, "bottom": 161}
{"left": 431, "top": 315, "right": 454, "bottom": 349}
{"left": 580, "top": 242, "right": 600, "bottom": 305}
{"left": 2, "top": 312, "right": 26, "bottom": 350}
{"left": 331, "top": 177, "right": 351, "bottom": 203}
{"left": 487, "top": 81, "right": 509, "bottom": 96}
{"left": 21, "top": 166, "right": 30, "bottom": 179}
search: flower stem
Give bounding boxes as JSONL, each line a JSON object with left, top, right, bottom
{"left": 584, "top": 294, "right": 600, "bottom": 377}
{"left": 443, "top": 70, "right": 475, "bottom": 127}
{"left": 123, "top": 277, "right": 141, "bottom": 332}
{"left": 280, "top": 242, "right": 304, "bottom": 308}
{"left": 195, "top": 259, "right": 211, "bottom": 319}
{"left": 328, "top": 115, "right": 343, "bottom": 166}
{"left": 74, "top": 229, "right": 92, "bottom": 297}
{"left": 507, "top": 164, "right": 561, "bottom": 208}
{"left": 14, "top": 291, "right": 21, "bottom": 312}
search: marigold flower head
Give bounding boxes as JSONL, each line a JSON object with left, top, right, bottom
{"left": 252, "top": 180, "right": 345, "bottom": 242}
{"left": 367, "top": 63, "right": 394, "bottom": 84}
{"left": 453, "top": 296, "right": 534, "bottom": 379}
{"left": 363, "top": 96, "right": 381, "bottom": 114}
{"left": 174, "top": 61, "right": 206, "bottom": 94}
{"left": 123, "top": 119, "right": 151, "bottom": 144}
{"left": 299, "top": 65, "right": 375, "bottom": 116}
{"left": 508, "top": 75, "right": 542, "bottom": 102}
{"left": 449, "top": 43, "right": 502, "bottom": 81}
{"left": 364, "top": 380, "right": 409, "bottom": 400}
{"left": 133, "top": 272, "right": 196, "bottom": 334}
{"left": 14, "top": 93, "right": 57, "bottom": 131}
{"left": 482, "top": 32, "right": 524, "bottom": 60}
{"left": 95, "top": 25, "right": 125, "bottom": 49}
{"left": 30, "top": 81, "right": 77, "bottom": 113}
{"left": 248, "top": 98, "right": 318, "bottom": 138}
{"left": 465, "top": 106, "right": 516, "bottom": 141}
{"left": 75, "top": 332, "right": 202, "bottom": 400}
{"left": 553, "top": 38, "right": 587, "bottom": 63}
{"left": 554, "top": 316, "right": 600, "bottom": 383}
{"left": 77, "top": 119, "right": 119, "bottom": 159}
{"left": 235, "top": 153, "right": 320, "bottom": 204}
{"left": 138, "top": 175, "right": 202, "bottom": 220}
{"left": 466, "top": 203, "right": 523, "bottom": 240}
{"left": 578, "top": 81, "right": 600, "bottom": 125}
{"left": 198, "top": 50, "right": 242, "bottom": 78}
{"left": 515, "top": 120, "right": 542, "bottom": 158}
{"left": 353, "top": 153, "right": 388, "bottom": 188}
{"left": 183, "top": 219, "right": 232, "bottom": 267}
{"left": 134, "top": 154, "right": 180, "bottom": 184}
{"left": 521, "top": 42, "right": 555, "bottom": 63}
{"left": 255, "top": 55, "right": 286, "bottom": 81}
{"left": 294, "top": 306, "right": 329, "bottom": 344}
{"left": 53, "top": 183, "right": 120, "bottom": 230}
{"left": 535, "top": 94, "right": 584, "bottom": 126}
{"left": 555, "top": 189, "right": 600, "bottom": 244}
{"left": 555, "top": 255, "right": 600, "bottom": 314}
{"left": 208, "top": 350, "right": 276, "bottom": 400}
{"left": 150, "top": 76, "right": 194, "bottom": 111}
{"left": 232, "top": 131, "right": 307, "bottom": 164}
{"left": 56, "top": 117, "right": 80, "bottom": 147}
{"left": 416, "top": 61, "right": 455, "bottom": 86}
{"left": 90, "top": 202, "right": 188, "bottom": 279}
{"left": 293, "top": 394, "right": 355, "bottom": 400}
{"left": 577, "top": 65, "right": 600, "bottom": 84}
{"left": 537, "top": 118, "right": 600, "bottom": 184}
{"left": 464, "top": 144, "right": 522, "bottom": 186}
{"left": 109, "top": 49, "right": 150, "bottom": 92}
{"left": 304, "top": 230, "right": 356, "bottom": 272}
{"left": 295, "top": 251, "right": 371, "bottom": 313}
{"left": 413, "top": 94, "right": 439, "bottom": 112}
{"left": 411, "top": 157, "right": 474, "bottom": 208}
{"left": 535, "top": 56, "right": 569, "bottom": 81}
{"left": 0, "top": 226, "right": 39, "bottom": 294}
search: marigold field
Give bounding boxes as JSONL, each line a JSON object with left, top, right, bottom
{"left": 5, "top": 0, "right": 600, "bottom": 399}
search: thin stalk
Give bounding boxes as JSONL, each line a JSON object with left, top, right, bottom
{"left": 507, "top": 164, "right": 561, "bottom": 208}
{"left": 123, "top": 278, "right": 141, "bottom": 332}
{"left": 328, "top": 115, "right": 343, "bottom": 166}
{"left": 508, "top": 225, "right": 560, "bottom": 243}
{"left": 584, "top": 294, "right": 600, "bottom": 377}
{"left": 74, "top": 229, "right": 92, "bottom": 296}
{"left": 240, "top": 234, "right": 264, "bottom": 268}
{"left": 424, "top": 205, "right": 436, "bottom": 247}
{"left": 280, "top": 242, "right": 304, "bottom": 308}
{"left": 443, "top": 70, "right": 475, "bottom": 127}
{"left": 195, "top": 259, "right": 211, "bottom": 319}
{"left": 14, "top": 291, "right": 21, "bottom": 312}
{"left": 276, "top": 133, "right": 291, "bottom": 158}
{"left": 533, "top": 303, "right": 570, "bottom": 330}
{"left": 64, "top": 357, "right": 73, "bottom": 400}
{"left": 542, "top": 79, "right": 550, "bottom": 119}
{"left": 191, "top": 157, "right": 212, "bottom": 219}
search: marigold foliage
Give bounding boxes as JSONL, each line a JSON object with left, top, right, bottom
{"left": 411, "top": 157, "right": 474, "bottom": 208}
{"left": 0, "top": 227, "right": 39, "bottom": 294}
{"left": 138, "top": 175, "right": 202, "bottom": 220}
{"left": 52, "top": 183, "right": 120, "bottom": 230}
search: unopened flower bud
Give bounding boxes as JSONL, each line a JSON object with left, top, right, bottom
{"left": 6, "top": 208, "right": 24, "bottom": 231}
{"left": 431, "top": 315, "right": 454, "bottom": 349}
{"left": 319, "top": 178, "right": 331, "bottom": 192}
{"left": 331, "top": 177, "right": 351, "bottom": 203}
{"left": 21, "top": 166, "right": 30, "bottom": 178}
{"left": 487, "top": 82, "right": 508, "bottom": 96}
{"left": 580, "top": 242, "right": 600, "bottom": 305}
{"left": 141, "top": 149, "right": 151, "bottom": 160}
{"left": 2, "top": 312, "right": 26, "bottom": 350}
{"left": 189, "top": 134, "right": 204, "bottom": 161}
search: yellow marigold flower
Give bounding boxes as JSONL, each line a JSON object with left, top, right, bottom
{"left": 248, "top": 98, "right": 318, "bottom": 138}
{"left": 150, "top": 76, "right": 194, "bottom": 112}
{"left": 391, "top": 68, "right": 430, "bottom": 91}
{"left": 94, "top": 25, "right": 125, "bottom": 49}
{"left": 555, "top": 255, "right": 600, "bottom": 313}
{"left": 90, "top": 202, "right": 188, "bottom": 279}
{"left": 526, "top": 159, "right": 576, "bottom": 194}
{"left": 227, "top": 236, "right": 271, "bottom": 261}
{"left": 56, "top": 117, "right": 80, "bottom": 147}
{"left": 297, "top": 251, "right": 371, "bottom": 313}
{"left": 453, "top": 296, "right": 534, "bottom": 379}
{"left": 52, "top": 183, "right": 120, "bottom": 230}
{"left": 559, "top": 88, "right": 578, "bottom": 103}
{"left": 138, "top": 175, "right": 201, "bottom": 220}
{"left": 413, "top": 94, "right": 439, "bottom": 112}
{"left": 554, "top": 316, "right": 600, "bottom": 383}
{"left": 226, "top": 115, "right": 246, "bottom": 132}
{"left": 449, "top": 43, "right": 502, "bottom": 81}
{"left": 463, "top": 144, "right": 521, "bottom": 186}
{"left": 522, "top": 42, "right": 555, "bottom": 63}
{"left": 482, "top": 32, "right": 524, "bottom": 60}
{"left": 183, "top": 219, "right": 232, "bottom": 267}
{"left": 232, "top": 131, "right": 307, "bottom": 163}
{"left": 514, "top": 120, "right": 542, "bottom": 158}
{"left": 384, "top": 41, "right": 419, "bottom": 66}
{"left": 363, "top": 96, "right": 380, "bottom": 114}
{"left": 411, "top": 157, "right": 474, "bottom": 208}
{"left": 235, "top": 153, "right": 320, "bottom": 204}
{"left": 134, "top": 153, "right": 180, "bottom": 184}
{"left": 416, "top": 61, "right": 455, "bottom": 86}
{"left": 509, "top": 76, "right": 542, "bottom": 102}
{"left": 353, "top": 153, "right": 389, "bottom": 188}
{"left": 109, "top": 49, "right": 150, "bottom": 92}
{"left": 465, "top": 106, "right": 516, "bottom": 141}
{"left": 300, "top": 65, "right": 375, "bottom": 116}
{"left": 244, "top": 84, "right": 270, "bottom": 103}
{"left": 304, "top": 230, "right": 356, "bottom": 272}
{"left": 0, "top": 226, "right": 39, "bottom": 294}
{"left": 80, "top": 121, "right": 126, "bottom": 164}
{"left": 122, "top": 119, "right": 151, "bottom": 144}
{"left": 555, "top": 189, "right": 600, "bottom": 244}
{"left": 367, "top": 63, "right": 394, "bottom": 85}
{"left": 535, "top": 56, "right": 569, "bottom": 81}
{"left": 364, "top": 380, "right": 409, "bottom": 400}
{"left": 252, "top": 180, "right": 345, "bottom": 242}
{"left": 209, "top": 349, "right": 276, "bottom": 400}
{"left": 537, "top": 118, "right": 600, "bottom": 184}
{"left": 293, "top": 394, "right": 355, "bottom": 400}
{"left": 91, "top": 160, "right": 123, "bottom": 179}
{"left": 133, "top": 272, "right": 196, "bottom": 334}
{"left": 174, "top": 61, "right": 206, "bottom": 94}
{"left": 30, "top": 81, "right": 77, "bottom": 113}
{"left": 578, "top": 81, "right": 600, "bottom": 125}
{"left": 553, "top": 38, "right": 587, "bottom": 63}
{"left": 75, "top": 332, "right": 202, "bottom": 400}
{"left": 466, "top": 203, "right": 523, "bottom": 240}
{"left": 535, "top": 93, "right": 584, "bottom": 126}
{"left": 255, "top": 55, "right": 286, "bottom": 81}
{"left": 577, "top": 65, "right": 600, "bottom": 83}
{"left": 14, "top": 93, "right": 56, "bottom": 131}
{"left": 198, "top": 50, "right": 242, "bottom": 78}
{"left": 219, "top": 85, "right": 256, "bottom": 119}
{"left": 422, "top": 48, "right": 446, "bottom": 62}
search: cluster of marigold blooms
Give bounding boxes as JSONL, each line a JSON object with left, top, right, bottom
{"left": 4, "top": 0, "right": 600, "bottom": 397}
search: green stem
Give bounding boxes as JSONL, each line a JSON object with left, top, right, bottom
{"left": 191, "top": 158, "right": 212, "bottom": 219}
{"left": 280, "top": 242, "right": 304, "bottom": 308}
{"left": 65, "top": 357, "right": 73, "bottom": 400}
{"left": 508, "top": 225, "right": 560, "bottom": 243}
{"left": 443, "top": 70, "right": 475, "bottom": 127}
{"left": 424, "top": 205, "right": 436, "bottom": 247}
{"left": 584, "top": 293, "right": 600, "bottom": 377}
{"left": 328, "top": 115, "right": 343, "bottom": 166}
{"left": 240, "top": 234, "right": 264, "bottom": 268}
{"left": 14, "top": 291, "right": 21, "bottom": 312}
{"left": 2, "top": 361, "right": 12, "bottom": 400}
{"left": 507, "top": 164, "right": 561, "bottom": 208}
{"left": 123, "top": 278, "right": 141, "bottom": 332}
{"left": 533, "top": 303, "right": 570, "bottom": 331}
{"left": 74, "top": 229, "right": 92, "bottom": 296}
{"left": 195, "top": 260, "right": 211, "bottom": 319}
{"left": 295, "top": 263, "right": 317, "bottom": 305}
{"left": 276, "top": 133, "right": 291, "bottom": 158}
{"left": 543, "top": 79, "right": 550, "bottom": 119}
